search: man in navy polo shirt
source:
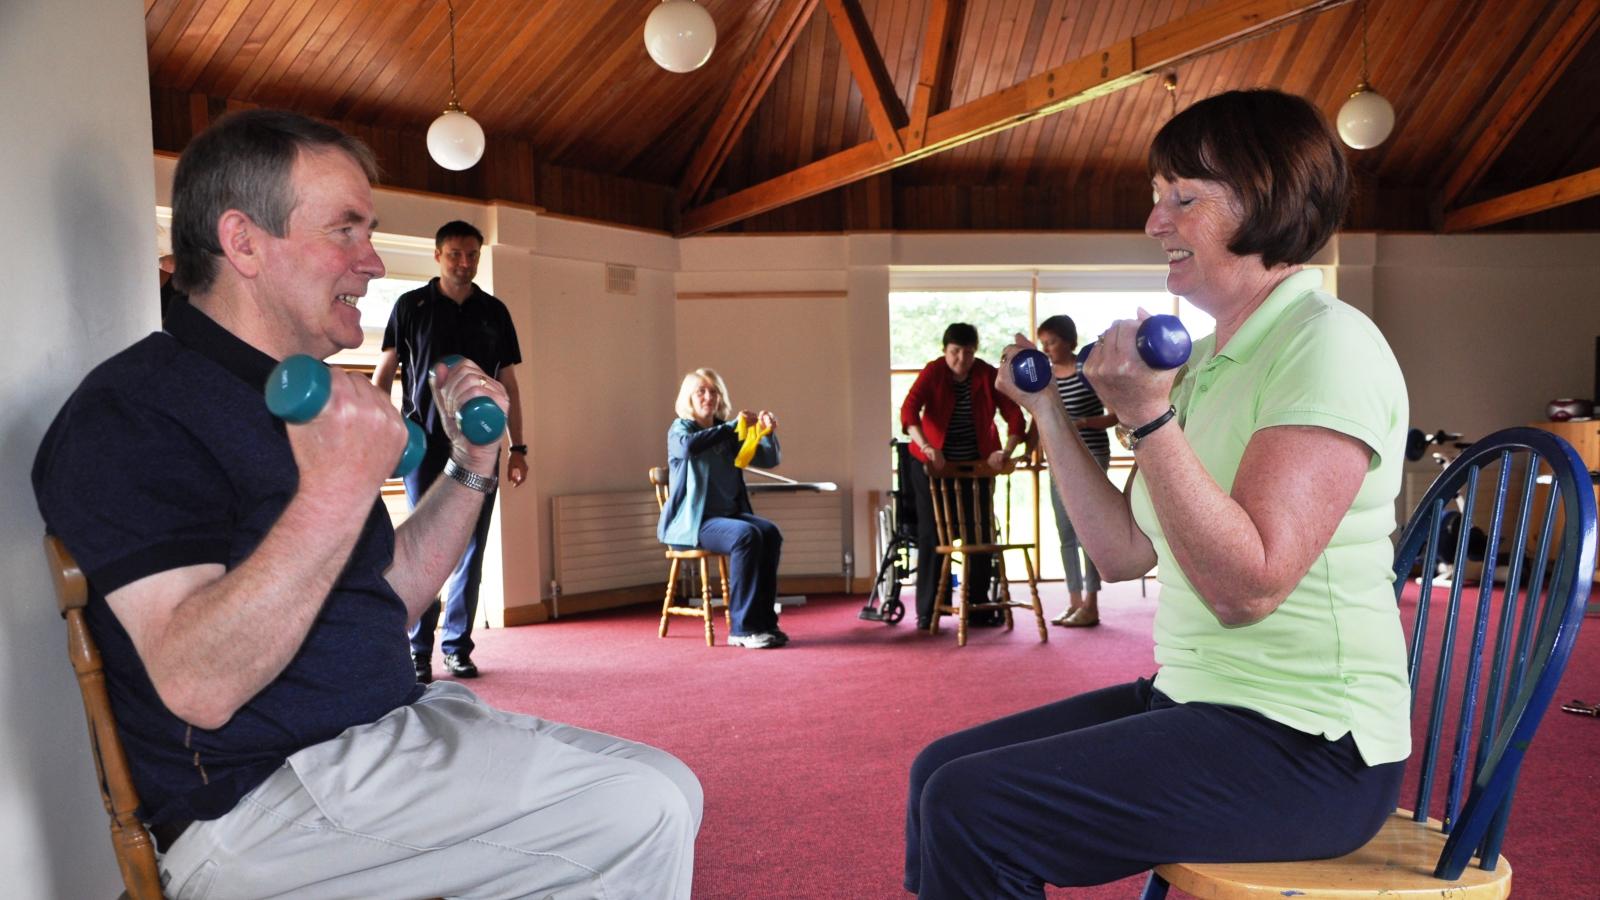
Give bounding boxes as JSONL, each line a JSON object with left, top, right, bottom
{"left": 33, "top": 109, "right": 700, "bottom": 898}
{"left": 374, "top": 220, "right": 527, "bottom": 683}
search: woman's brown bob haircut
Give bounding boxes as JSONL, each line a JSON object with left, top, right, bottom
{"left": 1148, "top": 89, "right": 1349, "bottom": 269}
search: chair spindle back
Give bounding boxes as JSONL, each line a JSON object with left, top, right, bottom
{"left": 1390, "top": 427, "right": 1595, "bottom": 879}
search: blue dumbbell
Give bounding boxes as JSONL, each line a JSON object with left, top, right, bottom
{"left": 1009, "top": 348, "right": 1055, "bottom": 393}
{"left": 265, "top": 354, "right": 426, "bottom": 478}
{"left": 1076, "top": 314, "right": 1192, "bottom": 380}
{"left": 437, "top": 355, "right": 507, "bottom": 446}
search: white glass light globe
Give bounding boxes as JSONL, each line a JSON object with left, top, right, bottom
{"left": 1337, "top": 86, "right": 1395, "bottom": 150}
{"left": 427, "top": 108, "right": 486, "bottom": 170}
{"left": 644, "top": 0, "right": 716, "bottom": 74}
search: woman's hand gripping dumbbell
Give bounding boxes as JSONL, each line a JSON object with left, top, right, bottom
{"left": 1007, "top": 313, "right": 1191, "bottom": 394}
{"left": 1078, "top": 312, "right": 1191, "bottom": 431}
{"left": 1073, "top": 313, "right": 1191, "bottom": 380}
{"left": 266, "top": 354, "right": 427, "bottom": 478}
{"left": 997, "top": 313, "right": 1191, "bottom": 433}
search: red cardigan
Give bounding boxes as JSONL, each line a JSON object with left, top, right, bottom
{"left": 899, "top": 357, "right": 1026, "bottom": 464}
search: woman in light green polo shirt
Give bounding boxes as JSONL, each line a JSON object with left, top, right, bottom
{"left": 904, "top": 89, "right": 1411, "bottom": 899}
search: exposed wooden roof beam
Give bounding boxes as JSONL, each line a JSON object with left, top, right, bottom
{"left": 1438, "top": 0, "right": 1600, "bottom": 212}
{"left": 1442, "top": 166, "right": 1600, "bottom": 232}
{"left": 679, "top": 0, "right": 1352, "bottom": 236}
{"left": 676, "top": 0, "right": 821, "bottom": 209}
{"left": 821, "top": 0, "right": 908, "bottom": 157}
{"left": 907, "top": 0, "right": 966, "bottom": 152}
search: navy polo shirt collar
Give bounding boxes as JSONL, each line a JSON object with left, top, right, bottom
{"left": 426, "top": 276, "right": 487, "bottom": 309}
{"left": 164, "top": 296, "right": 279, "bottom": 393}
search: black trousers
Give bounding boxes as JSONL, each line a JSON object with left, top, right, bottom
{"left": 905, "top": 678, "right": 1404, "bottom": 898}
{"left": 906, "top": 462, "right": 994, "bottom": 626}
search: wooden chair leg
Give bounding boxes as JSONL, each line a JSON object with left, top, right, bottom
{"left": 930, "top": 556, "right": 951, "bottom": 635}
{"left": 1023, "top": 551, "right": 1046, "bottom": 642}
{"left": 698, "top": 557, "right": 716, "bottom": 646}
{"left": 660, "top": 558, "right": 680, "bottom": 638}
{"left": 718, "top": 556, "right": 732, "bottom": 630}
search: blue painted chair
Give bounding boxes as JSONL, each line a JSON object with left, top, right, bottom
{"left": 1142, "top": 427, "right": 1596, "bottom": 899}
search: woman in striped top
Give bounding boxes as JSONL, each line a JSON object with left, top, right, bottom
{"left": 1037, "top": 315, "right": 1118, "bottom": 627}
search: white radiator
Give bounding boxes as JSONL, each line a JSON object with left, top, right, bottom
{"left": 749, "top": 489, "right": 847, "bottom": 576}
{"left": 550, "top": 488, "right": 847, "bottom": 599}
{"left": 551, "top": 491, "right": 665, "bottom": 597}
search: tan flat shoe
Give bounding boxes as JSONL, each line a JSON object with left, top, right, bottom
{"left": 1050, "top": 609, "right": 1075, "bottom": 626}
{"left": 1059, "top": 608, "right": 1100, "bottom": 627}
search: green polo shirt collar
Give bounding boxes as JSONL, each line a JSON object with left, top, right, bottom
{"left": 1214, "top": 268, "right": 1324, "bottom": 363}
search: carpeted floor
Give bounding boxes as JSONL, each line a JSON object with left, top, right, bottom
{"left": 463, "top": 580, "right": 1600, "bottom": 898}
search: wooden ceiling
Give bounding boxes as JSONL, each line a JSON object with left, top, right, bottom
{"left": 145, "top": 0, "right": 1600, "bottom": 235}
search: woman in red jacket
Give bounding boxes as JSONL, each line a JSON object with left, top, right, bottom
{"left": 900, "top": 322, "right": 1028, "bottom": 630}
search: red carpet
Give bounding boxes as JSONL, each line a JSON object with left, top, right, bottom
{"left": 463, "top": 582, "right": 1600, "bottom": 898}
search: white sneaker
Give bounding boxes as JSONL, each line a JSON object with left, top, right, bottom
{"left": 729, "top": 632, "right": 780, "bottom": 649}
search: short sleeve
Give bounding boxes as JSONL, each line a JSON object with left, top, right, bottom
{"left": 381, "top": 300, "right": 400, "bottom": 351}
{"left": 34, "top": 390, "right": 234, "bottom": 594}
{"left": 1254, "top": 308, "right": 1400, "bottom": 465}
{"left": 497, "top": 304, "right": 522, "bottom": 368}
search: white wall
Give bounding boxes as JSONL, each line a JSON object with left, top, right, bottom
{"left": 0, "top": 1, "right": 158, "bottom": 896}
{"left": 509, "top": 231, "right": 680, "bottom": 602}
{"left": 1372, "top": 233, "right": 1600, "bottom": 440}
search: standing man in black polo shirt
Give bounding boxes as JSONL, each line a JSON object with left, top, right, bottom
{"left": 374, "top": 220, "right": 526, "bottom": 683}
{"left": 33, "top": 109, "right": 700, "bottom": 898}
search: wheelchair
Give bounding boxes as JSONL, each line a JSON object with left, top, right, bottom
{"left": 858, "top": 439, "right": 919, "bottom": 625}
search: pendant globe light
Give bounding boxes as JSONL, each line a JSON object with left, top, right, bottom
{"left": 644, "top": 0, "right": 717, "bottom": 74}
{"left": 427, "top": 0, "right": 486, "bottom": 170}
{"left": 1336, "top": 0, "right": 1395, "bottom": 150}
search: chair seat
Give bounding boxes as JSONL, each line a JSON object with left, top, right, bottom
{"left": 664, "top": 547, "right": 717, "bottom": 559}
{"left": 1154, "top": 811, "right": 1510, "bottom": 899}
{"left": 934, "top": 542, "right": 1033, "bottom": 554}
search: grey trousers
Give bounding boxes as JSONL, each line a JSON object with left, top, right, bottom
{"left": 1048, "top": 455, "right": 1109, "bottom": 593}
{"left": 158, "top": 682, "right": 703, "bottom": 900}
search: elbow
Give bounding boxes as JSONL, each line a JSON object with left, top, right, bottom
{"left": 1097, "top": 559, "right": 1152, "bottom": 583}
{"left": 1205, "top": 588, "right": 1288, "bottom": 628}
{"left": 156, "top": 679, "right": 238, "bottom": 731}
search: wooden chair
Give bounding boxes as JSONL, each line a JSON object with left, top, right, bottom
{"left": 1143, "top": 427, "right": 1597, "bottom": 899}
{"left": 649, "top": 467, "right": 733, "bottom": 646}
{"left": 44, "top": 534, "right": 165, "bottom": 900}
{"left": 925, "top": 460, "right": 1047, "bottom": 646}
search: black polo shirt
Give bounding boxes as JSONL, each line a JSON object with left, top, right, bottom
{"left": 382, "top": 277, "right": 521, "bottom": 440}
{"left": 32, "top": 298, "right": 423, "bottom": 827}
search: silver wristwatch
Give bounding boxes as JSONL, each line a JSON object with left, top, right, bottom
{"left": 444, "top": 458, "right": 498, "bottom": 493}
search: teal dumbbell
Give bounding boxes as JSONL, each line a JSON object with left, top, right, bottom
{"left": 437, "top": 355, "right": 507, "bottom": 446}
{"left": 265, "top": 354, "right": 426, "bottom": 478}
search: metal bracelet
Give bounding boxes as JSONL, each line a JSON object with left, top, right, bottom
{"left": 444, "top": 458, "right": 497, "bottom": 494}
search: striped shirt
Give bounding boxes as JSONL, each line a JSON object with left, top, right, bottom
{"left": 1057, "top": 371, "right": 1111, "bottom": 459}
{"left": 943, "top": 377, "right": 981, "bottom": 461}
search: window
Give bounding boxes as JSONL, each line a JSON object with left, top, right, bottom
{"left": 887, "top": 271, "right": 1218, "bottom": 581}
{"left": 889, "top": 290, "right": 1030, "bottom": 431}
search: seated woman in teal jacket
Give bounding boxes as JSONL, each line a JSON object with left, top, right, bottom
{"left": 657, "top": 368, "right": 786, "bottom": 649}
